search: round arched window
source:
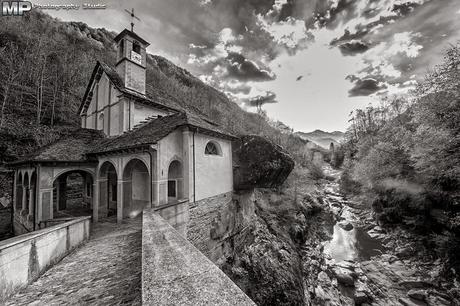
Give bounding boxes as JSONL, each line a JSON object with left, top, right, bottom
{"left": 205, "top": 141, "right": 221, "bottom": 155}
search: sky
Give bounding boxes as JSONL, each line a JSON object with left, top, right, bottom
{"left": 39, "top": 0, "right": 460, "bottom": 132}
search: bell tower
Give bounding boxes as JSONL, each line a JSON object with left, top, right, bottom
{"left": 114, "top": 29, "right": 150, "bottom": 95}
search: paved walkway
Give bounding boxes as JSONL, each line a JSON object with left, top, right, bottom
{"left": 6, "top": 217, "right": 142, "bottom": 306}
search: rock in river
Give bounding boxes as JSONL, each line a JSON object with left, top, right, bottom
{"left": 335, "top": 272, "right": 355, "bottom": 287}
{"left": 338, "top": 222, "right": 353, "bottom": 231}
{"left": 354, "top": 291, "right": 370, "bottom": 305}
{"left": 407, "top": 289, "right": 427, "bottom": 301}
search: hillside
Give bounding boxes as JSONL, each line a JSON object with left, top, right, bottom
{"left": 0, "top": 10, "right": 306, "bottom": 165}
{"left": 295, "top": 130, "right": 344, "bottom": 149}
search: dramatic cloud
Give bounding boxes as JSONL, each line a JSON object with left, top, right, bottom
{"left": 348, "top": 78, "right": 386, "bottom": 97}
{"left": 245, "top": 91, "right": 278, "bottom": 108}
{"left": 338, "top": 41, "right": 369, "bottom": 56}
{"left": 225, "top": 52, "right": 275, "bottom": 81}
{"left": 45, "top": 0, "right": 460, "bottom": 131}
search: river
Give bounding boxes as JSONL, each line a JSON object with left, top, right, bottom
{"left": 305, "top": 165, "right": 453, "bottom": 305}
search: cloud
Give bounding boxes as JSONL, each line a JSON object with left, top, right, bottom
{"left": 348, "top": 78, "right": 386, "bottom": 96}
{"left": 220, "top": 80, "right": 252, "bottom": 95}
{"left": 225, "top": 52, "right": 275, "bottom": 81}
{"left": 338, "top": 41, "right": 369, "bottom": 56}
{"left": 257, "top": 15, "right": 312, "bottom": 51}
{"left": 45, "top": 0, "right": 460, "bottom": 132}
{"left": 245, "top": 91, "right": 278, "bottom": 108}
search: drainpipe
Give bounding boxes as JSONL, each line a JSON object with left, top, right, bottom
{"left": 192, "top": 130, "right": 196, "bottom": 203}
{"left": 148, "top": 148, "right": 154, "bottom": 207}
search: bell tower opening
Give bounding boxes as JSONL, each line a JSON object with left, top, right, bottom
{"left": 114, "top": 29, "right": 150, "bottom": 95}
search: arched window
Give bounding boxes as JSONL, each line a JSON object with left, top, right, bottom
{"left": 205, "top": 141, "right": 221, "bottom": 156}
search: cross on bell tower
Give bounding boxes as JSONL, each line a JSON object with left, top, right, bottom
{"left": 124, "top": 8, "right": 140, "bottom": 32}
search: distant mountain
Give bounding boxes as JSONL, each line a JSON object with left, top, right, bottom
{"left": 294, "top": 130, "right": 344, "bottom": 149}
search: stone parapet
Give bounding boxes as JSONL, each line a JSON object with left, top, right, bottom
{"left": 0, "top": 216, "right": 91, "bottom": 302}
{"left": 142, "top": 209, "right": 255, "bottom": 306}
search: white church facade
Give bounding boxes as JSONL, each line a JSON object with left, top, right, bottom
{"left": 10, "top": 29, "right": 235, "bottom": 233}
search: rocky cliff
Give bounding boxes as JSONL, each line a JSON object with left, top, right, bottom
{"left": 233, "top": 135, "right": 295, "bottom": 191}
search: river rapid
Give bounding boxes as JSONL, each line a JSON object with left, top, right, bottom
{"left": 302, "top": 165, "right": 454, "bottom": 306}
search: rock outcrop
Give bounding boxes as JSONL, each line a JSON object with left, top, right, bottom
{"left": 233, "top": 135, "right": 295, "bottom": 191}
{"left": 220, "top": 189, "right": 312, "bottom": 306}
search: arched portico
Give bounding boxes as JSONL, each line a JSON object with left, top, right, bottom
{"left": 122, "top": 158, "right": 150, "bottom": 219}
{"left": 52, "top": 170, "right": 93, "bottom": 218}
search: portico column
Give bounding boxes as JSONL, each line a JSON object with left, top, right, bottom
{"left": 21, "top": 185, "right": 27, "bottom": 212}
{"left": 93, "top": 180, "right": 100, "bottom": 222}
{"left": 117, "top": 180, "right": 123, "bottom": 223}
{"left": 150, "top": 149, "right": 159, "bottom": 207}
{"left": 182, "top": 128, "right": 192, "bottom": 201}
{"left": 13, "top": 172, "right": 17, "bottom": 212}
{"left": 28, "top": 188, "right": 34, "bottom": 216}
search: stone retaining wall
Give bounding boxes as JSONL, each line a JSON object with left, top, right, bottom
{"left": 0, "top": 206, "right": 12, "bottom": 241}
{"left": 0, "top": 216, "right": 91, "bottom": 302}
{"left": 142, "top": 209, "right": 255, "bottom": 306}
{"left": 187, "top": 192, "right": 233, "bottom": 258}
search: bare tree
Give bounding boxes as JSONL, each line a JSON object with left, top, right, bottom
{"left": 0, "top": 42, "right": 23, "bottom": 127}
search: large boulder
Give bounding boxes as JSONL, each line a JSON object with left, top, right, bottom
{"left": 233, "top": 135, "right": 295, "bottom": 191}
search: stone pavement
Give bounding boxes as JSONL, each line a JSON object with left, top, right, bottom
{"left": 6, "top": 217, "right": 142, "bottom": 306}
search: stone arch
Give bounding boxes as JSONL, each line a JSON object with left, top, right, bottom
{"left": 52, "top": 168, "right": 96, "bottom": 184}
{"left": 98, "top": 161, "right": 118, "bottom": 218}
{"left": 167, "top": 160, "right": 183, "bottom": 202}
{"left": 52, "top": 169, "right": 94, "bottom": 219}
{"left": 122, "top": 158, "right": 150, "bottom": 218}
{"left": 15, "top": 172, "right": 23, "bottom": 211}
{"left": 124, "top": 156, "right": 149, "bottom": 175}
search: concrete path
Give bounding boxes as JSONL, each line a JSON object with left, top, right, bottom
{"left": 6, "top": 217, "right": 142, "bottom": 306}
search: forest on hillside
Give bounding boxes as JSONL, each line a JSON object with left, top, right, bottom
{"left": 0, "top": 10, "right": 313, "bottom": 168}
{"left": 340, "top": 44, "right": 460, "bottom": 278}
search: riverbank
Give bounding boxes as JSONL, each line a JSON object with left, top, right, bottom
{"left": 302, "top": 165, "right": 457, "bottom": 306}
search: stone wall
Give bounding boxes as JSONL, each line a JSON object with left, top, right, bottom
{"left": 0, "top": 205, "right": 12, "bottom": 240}
{"left": 154, "top": 200, "right": 189, "bottom": 237}
{"left": 187, "top": 191, "right": 255, "bottom": 263}
{"left": 142, "top": 209, "right": 255, "bottom": 306}
{"left": 0, "top": 216, "right": 91, "bottom": 302}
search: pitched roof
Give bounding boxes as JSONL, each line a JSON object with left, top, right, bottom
{"left": 78, "top": 61, "right": 180, "bottom": 115}
{"left": 89, "top": 112, "right": 236, "bottom": 155}
{"left": 11, "top": 129, "right": 105, "bottom": 165}
{"left": 114, "top": 29, "right": 150, "bottom": 46}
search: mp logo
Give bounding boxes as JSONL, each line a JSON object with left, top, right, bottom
{"left": 2, "top": 1, "right": 32, "bottom": 16}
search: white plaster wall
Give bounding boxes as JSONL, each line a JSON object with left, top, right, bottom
{"left": 82, "top": 72, "right": 125, "bottom": 136}
{"left": 132, "top": 171, "right": 149, "bottom": 201}
{"left": 158, "top": 131, "right": 183, "bottom": 205}
{"left": 194, "top": 135, "right": 233, "bottom": 201}
{"left": 132, "top": 103, "right": 169, "bottom": 127}
{"left": 157, "top": 131, "right": 233, "bottom": 203}
{"left": 109, "top": 89, "right": 122, "bottom": 136}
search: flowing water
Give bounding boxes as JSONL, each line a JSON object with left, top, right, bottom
{"left": 321, "top": 166, "right": 385, "bottom": 264}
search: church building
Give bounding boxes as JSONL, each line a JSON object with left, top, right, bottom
{"left": 10, "top": 29, "right": 235, "bottom": 233}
